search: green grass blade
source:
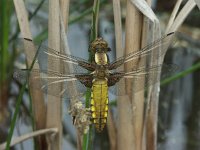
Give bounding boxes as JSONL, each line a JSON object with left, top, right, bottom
{"left": 5, "top": 79, "right": 27, "bottom": 150}
{"left": 161, "top": 61, "right": 200, "bottom": 86}
{"left": 0, "top": 0, "right": 11, "bottom": 81}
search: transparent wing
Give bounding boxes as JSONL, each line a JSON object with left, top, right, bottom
{"left": 108, "top": 32, "right": 175, "bottom": 70}
{"left": 15, "top": 38, "right": 94, "bottom": 99}
{"left": 16, "top": 38, "right": 95, "bottom": 72}
{"left": 13, "top": 69, "right": 91, "bottom": 99}
{"left": 14, "top": 34, "right": 177, "bottom": 99}
{"left": 108, "top": 63, "right": 179, "bottom": 96}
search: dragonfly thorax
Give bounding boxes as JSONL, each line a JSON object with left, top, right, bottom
{"left": 93, "top": 65, "right": 109, "bottom": 79}
{"left": 95, "top": 52, "right": 108, "bottom": 65}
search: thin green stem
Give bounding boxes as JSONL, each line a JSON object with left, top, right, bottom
{"left": 90, "top": 0, "right": 100, "bottom": 42}
{"left": 83, "top": 0, "right": 100, "bottom": 150}
{"left": 69, "top": 7, "right": 92, "bottom": 25}
{"left": 29, "top": 0, "right": 46, "bottom": 20}
{"left": 5, "top": 80, "right": 27, "bottom": 150}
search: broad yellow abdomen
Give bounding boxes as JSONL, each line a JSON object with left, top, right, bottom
{"left": 91, "top": 79, "right": 108, "bottom": 132}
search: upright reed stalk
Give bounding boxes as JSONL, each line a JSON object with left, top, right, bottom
{"left": 13, "top": 0, "right": 46, "bottom": 149}
{"left": 46, "top": 0, "right": 62, "bottom": 149}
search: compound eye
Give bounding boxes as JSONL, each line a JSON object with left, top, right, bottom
{"left": 107, "top": 48, "right": 111, "bottom": 51}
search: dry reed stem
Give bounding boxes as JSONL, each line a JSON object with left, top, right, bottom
{"left": 46, "top": 0, "right": 62, "bottom": 149}
{"left": 165, "top": 0, "right": 183, "bottom": 33}
{"left": 127, "top": 1, "right": 147, "bottom": 149}
{"left": 109, "top": 0, "right": 123, "bottom": 149}
{"left": 140, "top": 9, "right": 150, "bottom": 148}
{"left": 130, "top": 1, "right": 174, "bottom": 150}
{"left": 129, "top": 2, "right": 162, "bottom": 150}
{"left": 117, "top": 95, "right": 134, "bottom": 150}
{"left": 144, "top": 1, "right": 198, "bottom": 150}
{"left": 115, "top": 0, "right": 198, "bottom": 150}
{"left": 132, "top": 1, "right": 160, "bottom": 150}
{"left": 60, "top": 0, "right": 70, "bottom": 30}
{"left": 59, "top": 5, "right": 82, "bottom": 149}
{"left": 127, "top": 1, "right": 165, "bottom": 149}
{"left": 130, "top": 0, "right": 158, "bottom": 22}
{"left": 121, "top": 0, "right": 144, "bottom": 149}
{"left": 145, "top": 0, "right": 198, "bottom": 149}
{"left": 107, "top": 110, "right": 117, "bottom": 150}
{"left": 131, "top": 1, "right": 155, "bottom": 149}
{"left": 114, "top": 0, "right": 134, "bottom": 149}
{"left": 59, "top": 4, "right": 78, "bottom": 98}
{"left": 112, "top": 0, "right": 123, "bottom": 56}
{"left": 0, "top": 128, "right": 58, "bottom": 150}
{"left": 13, "top": 0, "right": 32, "bottom": 40}
{"left": 13, "top": 0, "right": 46, "bottom": 149}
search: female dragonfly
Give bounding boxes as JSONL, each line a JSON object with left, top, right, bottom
{"left": 15, "top": 32, "right": 177, "bottom": 132}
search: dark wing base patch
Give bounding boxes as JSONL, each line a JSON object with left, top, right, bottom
{"left": 108, "top": 73, "right": 124, "bottom": 87}
{"left": 75, "top": 74, "right": 93, "bottom": 88}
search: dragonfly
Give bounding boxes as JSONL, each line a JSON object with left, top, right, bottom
{"left": 14, "top": 32, "right": 178, "bottom": 132}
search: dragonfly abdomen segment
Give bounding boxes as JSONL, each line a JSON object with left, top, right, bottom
{"left": 91, "top": 79, "right": 108, "bottom": 132}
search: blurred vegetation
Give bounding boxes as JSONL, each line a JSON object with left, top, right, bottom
{"left": 0, "top": 0, "right": 199, "bottom": 150}
{"left": 0, "top": 0, "right": 13, "bottom": 88}
{"left": 0, "top": 0, "right": 14, "bottom": 144}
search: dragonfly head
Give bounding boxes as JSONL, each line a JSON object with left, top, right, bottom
{"left": 90, "top": 37, "right": 111, "bottom": 65}
{"left": 89, "top": 37, "right": 111, "bottom": 53}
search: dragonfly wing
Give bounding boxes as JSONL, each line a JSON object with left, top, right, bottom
{"left": 108, "top": 63, "right": 179, "bottom": 96}
{"left": 16, "top": 38, "right": 96, "bottom": 72}
{"left": 107, "top": 72, "right": 124, "bottom": 87}
{"left": 108, "top": 32, "right": 175, "bottom": 70}
{"left": 13, "top": 69, "right": 92, "bottom": 99}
